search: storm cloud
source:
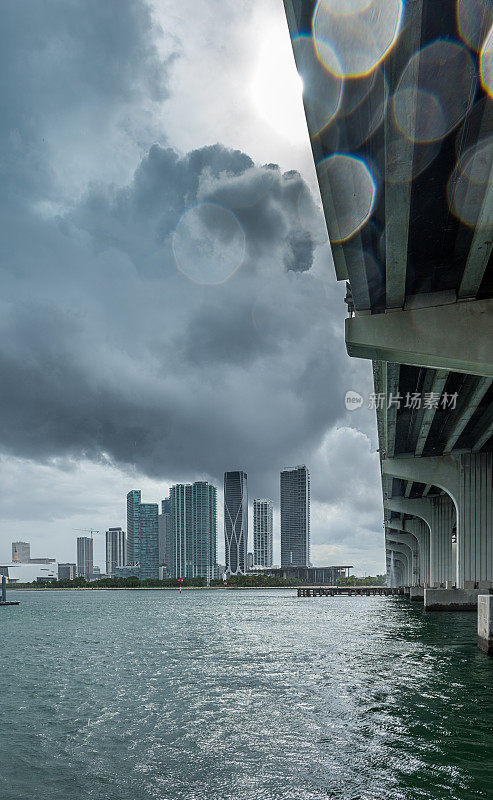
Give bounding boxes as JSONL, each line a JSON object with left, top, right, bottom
{"left": 1, "top": 141, "right": 353, "bottom": 497}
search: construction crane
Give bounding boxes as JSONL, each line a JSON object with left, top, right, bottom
{"left": 73, "top": 528, "right": 101, "bottom": 542}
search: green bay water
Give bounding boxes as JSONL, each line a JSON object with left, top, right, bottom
{"left": 1, "top": 590, "right": 492, "bottom": 800}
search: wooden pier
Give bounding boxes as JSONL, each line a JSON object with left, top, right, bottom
{"left": 297, "top": 586, "right": 403, "bottom": 597}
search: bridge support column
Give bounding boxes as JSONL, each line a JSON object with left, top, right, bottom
{"left": 384, "top": 459, "right": 458, "bottom": 587}
{"left": 429, "top": 495, "right": 455, "bottom": 587}
{"left": 458, "top": 453, "right": 493, "bottom": 589}
{"left": 403, "top": 518, "right": 430, "bottom": 585}
{"left": 388, "top": 550, "right": 407, "bottom": 587}
{"left": 386, "top": 514, "right": 430, "bottom": 585}
{"left": 387, "top": 539, "right": 412, "bottom": 586}
{"left": 388, "top": 530, "right": 420, "bottom": 585}
{"left": 385, "top": 492, "right": 453, "bottom": 587}
{"left": 478, "top": 595, "right": 493, "bottom": 654}
{"left": 384, "top": 454, "right": 493, "bottom": 588}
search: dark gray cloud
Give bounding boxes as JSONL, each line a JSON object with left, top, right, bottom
{"left": 1, "top": 0, "right": 173, "bottom": 206}
{"left": 1, "top": 137, "right": 353, "bottom": 502}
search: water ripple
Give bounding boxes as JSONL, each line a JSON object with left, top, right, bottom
{"left": 1, "top": 590, "right": 492, "bottom": 800}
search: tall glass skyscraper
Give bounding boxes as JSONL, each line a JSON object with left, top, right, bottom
{"left": 253, "top": 498, "right": 273, "bottom": 567}
{"left": 169, "top": 482, "right": 217, "bottom": 581}
{"left": 105, "top": 527, "right": 126, "bottom": 577}
{"left": 224, "top": 470, "right": 248, "bottom": 575}
{"left": 280, "top": 465, "right": 310, "bottom": 567}
{"left": 126, "top": 490, "right": 159, "bottom": 581}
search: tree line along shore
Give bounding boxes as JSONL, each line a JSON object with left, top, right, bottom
{"left": 8, "top": 574, "right": 386, "bottom": 590}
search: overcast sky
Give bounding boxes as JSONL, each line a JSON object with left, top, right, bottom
{"left": 0, "top": 0, "right": 383, "bottom": 574}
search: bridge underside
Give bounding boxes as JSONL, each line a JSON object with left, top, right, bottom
{"left": 284, "top": 0, "right": 493, "bottom": 595}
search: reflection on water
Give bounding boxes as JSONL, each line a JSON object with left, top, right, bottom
{"left": 1, "top": 590, "right": 492, "bottom": 800}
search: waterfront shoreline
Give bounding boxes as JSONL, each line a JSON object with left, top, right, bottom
{"left": 7, "top": 585, "right": 299, "bottom": 591}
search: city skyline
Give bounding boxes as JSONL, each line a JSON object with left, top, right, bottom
{"left": 2, "top": 462, "right": 342, "bottom": 574}
{"left": 2, "top": 460, "right": 369, "bottom": 580}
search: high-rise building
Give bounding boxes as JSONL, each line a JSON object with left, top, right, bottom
{"left": 126, "top": 490, "right": 159, "bottom": 581}
{"left": 77, "top": 537, "right": 93, "bottom": 579}
{"left": 158, "top": 497, "right": 172, "bottom": 571}
{"left": 105, "top": 527, "right": 126, "bottom": 577}
{"left": 12, "top": 542, "right": 30, "bottom": 562}
{"left": 280, "top": 465, "right": 310, "bottom": 567}
{"left": 253, "top": 498, "right": 273, "bottom": 567}
{"left": 58, "top": 563, "right": 77, "bottom": 580}
{"left": 169, "top": 482, "right": 217, "bottom": 581}
{"left": 224, "top": 471, "right": 248, "bottom": 576}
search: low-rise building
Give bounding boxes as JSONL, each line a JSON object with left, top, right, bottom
{"left": 2, "top": 562, "right": 58, "bottom": 583}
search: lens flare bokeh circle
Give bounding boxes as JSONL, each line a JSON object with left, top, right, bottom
{"left": 317, "top": 154, "right": 376, "bottom": 242}
{"left": 312, "top": 0, "right": 403, "bottom": 78}
{"left": 292, "top": 34, "right": 343, "bottom": 135}
{"left": 448, "top": 136, "right": 493, "bottom": 227}
{"left": 172, "top": 202, "right": 246, "bottom": 285}
{"left": 393, "top": 40, "right": 476, "bottom": 143}
{"left": 480, "top": 24, "right": 493, "bottom": 97}
{"left": 458, "top": 0, "right": 493, "bottom": 52}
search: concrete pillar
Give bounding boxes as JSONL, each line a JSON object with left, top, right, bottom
{"left": 388, "top": 530, "right": 420, "bottom": 585}
{"left": 388, "top": 541, "right": 412, "bottom": 586}
{"left": 429, "top": 495, "right": 455, "bottom": 587}
{"left": 385, "top": 497, "right": 433, "bottom": 584}
{"left": 458, "top": 453, "right": 493, "bottom": 589}
{"left": 393, "top": 558, "right": 405, "bottom": 587}
{"left": 389, "top": 551, "right": 405, "bottom": 587}
{"left": 409, "top": 586, "right": 424, "bottom": 601}
{"left": 403, "top": 518, "right": 430, "bottom": 585}
{"left": 478, "top": 595, "right": 493, "bottom": 654}
{"left": 384, "top": 459, "right": 458, "bottom": 587}
{"left": 387, "top": 518, "right": 429, "bottom": 585}
{"left": 384, "top": 453, "right": 493, "bottom": 589}
{"left": 424, "top": 587, "right": 481, "bottom": 611}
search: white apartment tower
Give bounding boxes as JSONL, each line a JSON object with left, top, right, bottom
{"left": 253, "top": 499, "right": 273, "bottom": 567}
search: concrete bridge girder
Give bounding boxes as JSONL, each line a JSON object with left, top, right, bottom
{"left": 346, "top": 298, "right": 493, "bottom": 377}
